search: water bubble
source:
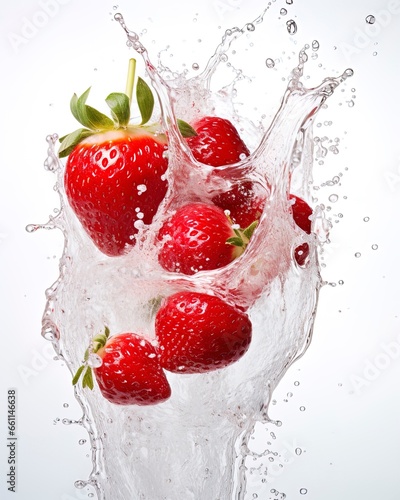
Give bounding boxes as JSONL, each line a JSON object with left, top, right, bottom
{"left": 328, "top": 194, "right": 339, "bottom": 203}
{"left": 63, "top": 403, "right": 69, "bottom": 408}
{"left": 312, "top": 40, "right": 319, "bottom": 51}
{"left": 192, "top": 63, "right": 199, "bottom": 70}
{"left": 294, "top": 381, "right": 300, "bottom": 386}
{"left": 371, "top": 244, "right": 378, "bottom": 250}
{"left": 78, "top": 439, "right": 87, "bottom": 445}
{"left": 355, "top": 252, "right": 361, "bottom": 258}
{"left": 286, "top": 0, "right": 293, "bottom": 4}
{"left": 74, "top": 480, "right": 87, "bottom": 489}
{"left": 299, "top": 406, "right": 306, "bottom": 411}
{"left": 280, "top": 8, "right": 287, "bottom": 15}
{"left": 300, "top": 488, "right": 308, "bottom": 494}
{"left": 372, "top": 51, "right": 378, "bottom": 56}
{"left": 220, "top": 53, "right": 228, "bottom": 62}
{"left": 338, "top": 280, "right": 344, "bottom": 285}
{"left": 363, "top": 216, "right": 370, "bottom": 222}
{"left": 286, "top": 20, "right": 297, "bottom": 35}
{"left": 365, "top": 14, "right": 376, "bottom": 24}
{"left": 88, "top": 353, "right": 103, "bottom": 368}
{"left": 266, "top": 58, "right": 275, "bottom": 68}
{"left": 246, "top": 23, "right": 255, "bottom": 31}
{"left": 295, "top": 447, "right": 302, "bottom": 455}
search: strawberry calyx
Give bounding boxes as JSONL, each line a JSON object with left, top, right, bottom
{"left": 72, "top": 326, "right": 110, "bottom": 391}
{"left": 225, "top": 216, "right": 258, "bottom": 258}
{"left": 58, "top": 58, "right": 196, "bottom": 158}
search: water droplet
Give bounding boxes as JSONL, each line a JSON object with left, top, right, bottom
{"left": 372, "top": 51, "right": 378, "bottom": 56}
{"left": 266, "top": 58, "right": 275, "bottom": 68}
{"left": 286, "top": 0, "right": 293, "bottom": 4}
{"left": 88, "top": 353, "right": 103, "bottom": 368}
{"left": 312, "top": 40, "right": 319, "bottom": 51}
{"left": 295, "top": 447, "right": 302, "bottom": 455}
{"left": 74, "top": 480, "right": 87, "bottom": 489}
{"left": 294, "top": 381, "right": 300, "bottom": 386}
{"left": 192, "top": 63, "right": 199, "bottom": 70}
{"left": 286, "top": 19, "right": 297, "bottom": 35}
{"left": 338, "top": 280, "right": 344, "bottom": 285}
{"left": 220, "top": 53, "right": 228, "bottom": 62}
{"left": 299, "top": 406, "right": 306, "bottom": 411}
{"left": 78, "top": 439, "right": 87, "bottom": 445}
{"left": 363, "top": 216, "right": 370, "bottom": 222}
{"left": 347, "top": 100, "right": 355, "bottom": 108}
{"left": 300, "top": 488, "right": 308, "bottom": 495}
{"left": 63, "top": 403, "right": 69, "bottom": 408}
{"left": 246, "top": 23, "right": 255, "bottom": 31}
{"left": 365, "top": 14, "right": 376, "bottom": 24}
{"left": 371, "top": 244, "right": 378, "bottom": 250}
{"left": 355, "top": 252, "right": 361, "bottom": 258}
{"left": 280, "top": 8, "right": 287, "bottom": 15}
{"left": 328, "top": 194, "right": 338, "bottom": 203}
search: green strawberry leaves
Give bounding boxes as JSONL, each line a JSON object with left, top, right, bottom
{"left": 58, "top": 66, "right": 196, "bottom": 158}
{"left": 72, "top": 327, "right": 110, "bottom": 391}
{"left": 226, "top": 220, "right": 258, "bottom": 249}
{"left": 137, "top": 77, "right": 155, "bottom": 125}
{"left": 106, "top": 92, "right": 131, "bottom": 128}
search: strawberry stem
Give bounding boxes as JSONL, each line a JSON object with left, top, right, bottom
{"left": 125, "top": 58, "right": 136, "bottom": 105}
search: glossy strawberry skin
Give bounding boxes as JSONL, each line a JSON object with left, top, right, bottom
{"left": 186, "top": 116, "right": 250, "bottom": 167}
{"left": 94, "top": 333, "right": 171, "bottom": 405}
{"left": 290, "top": 195, "right": 313, "bottom": 266}
{"left": 186, "top": 116, "right": 264, "bottom": 228}
{"left": 64, "top": 131, "right": 168, "bottom": 257}
{"left": 155, "top": 292, "right": 252, "bottom": 374}
{"left": 212, "top": 181, "right": 265, "bottom": 229}
{"left": 158, "top": 203, "right": 236, "bottom": 275}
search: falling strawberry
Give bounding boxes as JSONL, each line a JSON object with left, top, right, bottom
{"left": 73, "top": 327, "right": 171, "bottom": 406}
{"left": 157, "top": 202, "right": 257, "bottom": 275}
{"left": 186, "top": 116, "right": 265, "bottom": 227}
{"left": 186, "top": 116, "right": 250, "bottom": 167}
{"left": 59, "top": 59, "right": 196, "bottom": 257}
{"left": 290, "top": 194, "right": 313, "bottom": 266}
{"left": 155, "top": 291, "right": 252, "bottom": 374}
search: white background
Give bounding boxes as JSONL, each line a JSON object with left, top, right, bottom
{"left": 1, "top": 0, "right": 399, "bottom": 499}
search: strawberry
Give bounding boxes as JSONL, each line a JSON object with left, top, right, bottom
{"left": 290, "top": 194, "right": 313, "bottom": 266}
{"left": 59, "top": 59, "right": 196, "bottom": 257}
{"left": 186, "top": 116, "right": 250, "bottom": 167}
{"left": 155, "top": 291, "right": 252, "bottom": 374}
{"left": 73, "top": 327, "right": 171, "bottom": 406}
{"left": 186, "top": 116, "right": 264, "bottom": 228}
{"left": 212, "top": 180, "right": 265, "bottom": 229}
{"left": 157, "top": 202, "right": 257, "bottom": 275}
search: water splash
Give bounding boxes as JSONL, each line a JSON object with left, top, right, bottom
{"left": 35, "top": 9, "right": 352, "bottom": 500}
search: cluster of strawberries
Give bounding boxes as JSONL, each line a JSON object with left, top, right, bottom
{"left": 61, "top": 65, "right": 312, "bottom": 406}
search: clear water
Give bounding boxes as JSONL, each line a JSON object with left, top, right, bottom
{"left": 34, "top": 8, "right": 352, "bottom": 500}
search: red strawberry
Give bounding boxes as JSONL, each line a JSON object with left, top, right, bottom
{"left": 157, "top": 202, "right": 256, "bottom": 275}
{"left": 73, "top": 328, "right": 171, "bottom": 406}
{"left": 186, "top": 116, "right": 264, "bottom": 228}
{"left": 59, "top": 59, "right": 195, "bottom": 257}
{"left": 212, "top": 180, "right": 265, "bottom": 229}
{"left": 186, "top": 116, "right": 250, "bottom": 167}
{"left": 290, "top": 194, "right": 313, "bottom": 266}
{"left": 155, "top": 292, "right": 252, "bottom": 374}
